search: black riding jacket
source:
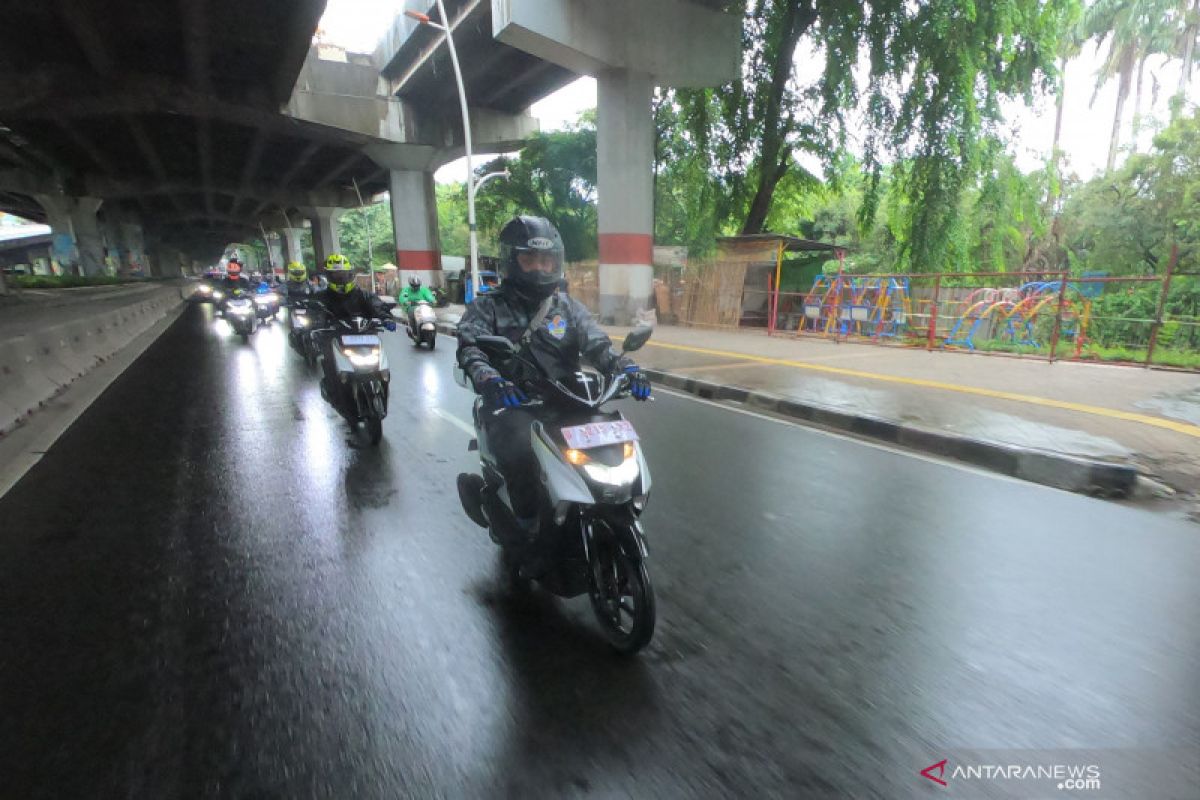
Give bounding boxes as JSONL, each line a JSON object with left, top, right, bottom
{"left": 221, "top": 276, "right": 253, "bottom": 293}
{"left": 281, "top": 280, "right": 313, "bottom": 302}
{"left": 456, "top": 285, "right": 631, "bottom": 390}
{"left": 314, "top": 287, "right": 390, "bottom": 321}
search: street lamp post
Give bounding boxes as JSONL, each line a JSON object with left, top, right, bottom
{"left": 405, "top": 2, "right": 483, "bottom": 300}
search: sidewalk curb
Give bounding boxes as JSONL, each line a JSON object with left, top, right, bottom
{"left": 643, "top": 368, "right": 1139, "bottom": 499}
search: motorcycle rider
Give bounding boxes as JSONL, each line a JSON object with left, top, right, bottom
{"left": 456, "top": 215, "right": 652, "bottom": 537}
{"left": 221, "top": 259, "right": 253, "bottom": 294}
{"left": 313, "top": 253, "right": 396, "bottom": 407}
{"left": 280, "top": 261, "right": 313, "bottom": 305}
{"left": 399, "top": 276, "right": 437, "bottom": 331}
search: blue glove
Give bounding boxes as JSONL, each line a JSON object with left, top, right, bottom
{"left": 383, "top": 320, "right": 397, "bottom": 332}
{"left": 482, "top": 377, "right": 526, "bottom": 409}
{"left": 624, "top": 365, "right": 651, "bottom": 400}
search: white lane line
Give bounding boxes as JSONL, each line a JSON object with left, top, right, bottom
{"left": 652, "top": 386, "right": 1041, "bottom": 491}
{"left": 431, "top": 406, "right": 475, "bottom": 436}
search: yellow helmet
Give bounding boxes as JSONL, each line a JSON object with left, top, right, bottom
{"left": 324, "top": 253, "right": 354, "bottom": 294}
{"left": 286, "top": 262, "right": 307, "bottom": 282}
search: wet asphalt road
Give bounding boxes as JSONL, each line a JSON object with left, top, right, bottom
{"left": 2, "top": 303, "right": 1199, "bottom": 798}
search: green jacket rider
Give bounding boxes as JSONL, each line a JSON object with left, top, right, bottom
{"left": 399, "top": 277, "right": 436, "bottom": 309}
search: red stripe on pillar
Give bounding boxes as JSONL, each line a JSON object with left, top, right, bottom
{"left": 396, "top": 250, "right": 440, "bottom": 270}
{"left": 599, "top": 233, "right": 653, "bottom": 265}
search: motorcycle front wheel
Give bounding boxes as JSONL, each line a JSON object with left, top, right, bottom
{"left": 588, "top": 527, "right": 656, "bottom": 654}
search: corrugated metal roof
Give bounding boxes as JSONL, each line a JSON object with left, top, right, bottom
{"left": 716, "top": 234, "right": 846, "bottom": 253}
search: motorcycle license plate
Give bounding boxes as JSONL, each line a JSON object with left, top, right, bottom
{"left": 561, "top": 420, "right": 638, "bottom": 450}
{"left": 341, "top": 334, "right": 380, "bottom": 347}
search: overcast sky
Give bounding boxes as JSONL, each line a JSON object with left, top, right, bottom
{"left": 318, "top": 0, "right": 1198, "bottom": 187}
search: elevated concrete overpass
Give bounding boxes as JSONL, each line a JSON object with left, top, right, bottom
{"left": 0, "top": 1, "right": 399, "bottom": 276}
{"left": 2, "top": 0, "right": 738, "bottom": 321}
{"left": 376, "top": 0, "right": 739, "bottom": 320}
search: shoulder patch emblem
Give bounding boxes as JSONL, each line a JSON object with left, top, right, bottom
{"left": 546, "top": 314, "right": 567, "bottom": 340}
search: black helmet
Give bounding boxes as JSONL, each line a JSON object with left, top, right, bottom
{"left": 499, "top": 215, "right": 564, "bottom": 300}
{"left": 408, "top": 276, "right": 422, "bottom": 290}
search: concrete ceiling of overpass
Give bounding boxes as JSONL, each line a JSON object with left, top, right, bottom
{"left": 384, "top": 0, "right": 577, "bottom": 117}
{"left": 0, "top": 1, "right": 393, "bottom": 257}
{"left": 385, "top": 0, "right": 739, "bottom": 124}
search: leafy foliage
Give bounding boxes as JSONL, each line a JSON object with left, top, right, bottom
{"left": 337, "top": 202, "right": 395, "bottom": 270}
{"left": 1063, "top": 108, "right": 1200, "bottom": 274}
{"left": 669, "top": 0, "right": 1075, "bottom": 271}
{"left": 472, "top": 121, "right": 599, "bottom": 261}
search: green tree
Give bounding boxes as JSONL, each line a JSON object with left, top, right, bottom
{"left": 436, "top": 182, "right": 470, "bottom": 257}
{"left": 1084, "top": 0, "right": 1175, "bottom": 170}
{"left": 474, "top": 121, "right": 599, "bottom": 260}
{"left": 1063, "top": 108, "right": 1200, "bottom": 273}
{"left": 672, "top": 0, "right": 1075, "bottom": 272}
{"left": 337, "top": 202, "right": 395, "bottom": 270}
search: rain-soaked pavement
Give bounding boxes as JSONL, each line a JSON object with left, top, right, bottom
{"left": 1, "top": 304, "right": 1198, "bottom": 798}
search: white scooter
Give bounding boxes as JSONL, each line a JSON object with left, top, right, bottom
{"left": 404, "top": 301, "right": 438, "bottom": 350}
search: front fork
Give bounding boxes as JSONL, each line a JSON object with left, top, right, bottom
{"left": 581, "top": 508, "right": 649, "bottom": 566}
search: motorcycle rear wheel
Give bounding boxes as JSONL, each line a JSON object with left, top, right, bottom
{"left": 588, "top": 529, "right": 656, "bottom": 654}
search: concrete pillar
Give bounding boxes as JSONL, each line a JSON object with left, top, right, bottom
{"left": 100, "top": 213, "right": 123, "bottom": 275}
{"left": 279, "top": 227, "right": 305, "bottom": 266}
{"left": 306, "top": 207, "right": 343, "bottom": 268}
{"left": 597, "top": 69, "right": 654, "bottom": 324}
{"left": 69, "top": 198, "right": 106, "bottom": 276}
{"left": 389, "top": 169, "right": 442, "bottom": 287}
{"left": 119, "top": 219, "right": 147, "bottom": 274}
{"left": 266, "top": 233, "right": 283, "bottom": 274}
{"left": 146, "top": 242, "right": 183, "bottom": 278}
{"left": 35, "top": 194, "right": 105, "bottom": 276}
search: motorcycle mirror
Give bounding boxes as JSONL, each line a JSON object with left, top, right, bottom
{"left": 621, "top": 325, "right": 654, "bottom": 353}
{"left": 476, "top": 335, "right": 517, "bottom": 358}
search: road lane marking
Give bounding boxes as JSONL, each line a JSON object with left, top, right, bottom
{"left": 432, "top": 407, "right": 474, "bottom": 436}
{"left": 625, "top": 338, "right": 1200, "bottom": 439}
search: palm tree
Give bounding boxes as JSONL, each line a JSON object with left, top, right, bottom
{"left": 1175, "top": 0, "right": 1199, "bottom": 110}
{"left": 1051, "top": 22, "right": 1085, "bottom": 200}
{"left": 1131, "top": 21, "right": 1175, "bottom": 149}
{"left": 1085, "top": 0, "right": 1175, "bottom": 170}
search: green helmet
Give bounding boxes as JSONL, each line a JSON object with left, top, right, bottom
{"left": 286, "top": 262, "right": 307, "bottom": 282}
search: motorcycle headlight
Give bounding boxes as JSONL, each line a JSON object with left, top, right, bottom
{"left": 580, "top": 443, "right": 639, "bottom": 485}
{"left": 213, "top": 290, "right": 224, "bottom": 300}
{"left": 254, "top": 295, "right": 272, "bottom": 305}
{"left": 294, "top": 315, "right": 309, "bottom": 327}
{"left": 198, "top": 285, "right": 211, "bottom": 294}
{"left": 343, "top": 348, "right": 380, "bottom": 368}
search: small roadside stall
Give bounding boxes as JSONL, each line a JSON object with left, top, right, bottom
{"left": 709, "top": 235, "right": 846, "bottom": 331}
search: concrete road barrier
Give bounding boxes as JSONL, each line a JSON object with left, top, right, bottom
{"left": 0, "top": 285, "right": 185, "bottom": 435}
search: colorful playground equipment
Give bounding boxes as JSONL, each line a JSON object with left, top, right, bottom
{"left": 800, "top": 274, "right": 913, "bottom": 339}
{"left": 943, "top": 280, "right": 1091, "bottom": 352}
